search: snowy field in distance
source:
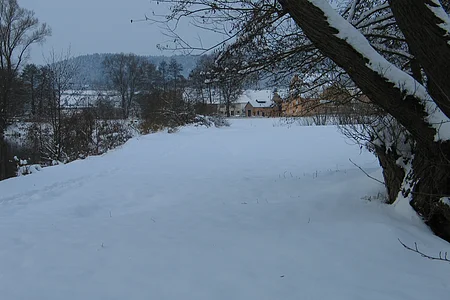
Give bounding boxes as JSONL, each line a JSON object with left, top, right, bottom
{"left": 0, "top": 118, "right": 448, "bottom": 300}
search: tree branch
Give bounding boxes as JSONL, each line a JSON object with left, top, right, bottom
{"left": 398, "top": 238, "right": 450, "bottom": 263}
{"left": 349, "top": 158, "right": 385, "bottom": 185}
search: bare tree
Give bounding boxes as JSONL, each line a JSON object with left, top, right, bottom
{"left": 216, "top": 74, "right": 243, "bottom": 117}
{"left": 0, "top": 0, "right": 50, "bottom": 131}
{"left": 188, "top": 55, "right": 215, "bottom": 106}
{"left": 21, "top": 64, "right": 40, "bottom": 116}
{"left": 168, "top": 58, "right": 184, "bottom": 92}
{"left": 137, "top": 59, "right": 196, "bottom": 129}
{"left": 0, "top": 0, "right": 50, "bottom": 179}
{"left": 158, "top": 60, "right": 168, "bottom": 92}
{"left": 103, "top": 53, "right": 144, "bottom": 119}
{"left": 42, "top": 48, "right": 79, "bottom": 163}
{"left": 188, "top": 54, "right": 243, "bottom": 117}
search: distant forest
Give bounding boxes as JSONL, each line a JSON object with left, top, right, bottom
{"left": 69, "top": 53, "right": 200, "bottom": 87}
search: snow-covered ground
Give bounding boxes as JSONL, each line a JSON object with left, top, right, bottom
{"left": 0, "top": 118, "right": 448, "bottom": 300}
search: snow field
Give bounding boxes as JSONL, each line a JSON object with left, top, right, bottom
{"left": 0, "top": 118, "right": 448, "bottom": 300}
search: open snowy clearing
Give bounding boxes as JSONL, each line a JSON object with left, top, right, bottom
{"left": 0, "top": 118, "right": 448, "bottom": 299}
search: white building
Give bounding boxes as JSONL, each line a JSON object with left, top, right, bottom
{"left": 60, "top": 90, "right": 121, "bottom": 108}
{"left": 218, "top": 90, "right": 276, "bottom": 117}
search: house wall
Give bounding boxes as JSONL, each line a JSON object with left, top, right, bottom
{"left": 245, "top": 103, "right": 277, "bottom": 117}
{"left": 218, "top": 103, "right": 247, "bottom": 116}
{"left": 244, "top": 103, "right": 253, "bottom": 117}
{"left": 282, "top": 98, "right": 328, "bottom": 117}
{"left": 253, "top": 107, "right": 272, "bottom": 117}
{"left": 282, "top": 96, "right": 368, "bottom": 117}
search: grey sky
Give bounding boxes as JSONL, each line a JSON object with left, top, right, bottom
{"left": 19, "top": 0, "right": 341, "bottom": 65}
{"left": 20, "top": 0, "right": 218, "bottom": 64}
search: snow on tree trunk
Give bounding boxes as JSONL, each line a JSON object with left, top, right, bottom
{"left": 389, "top": 0, "right": 450, "bottom": 119}
{"left": 279, "top": 0, "right": 450, "bottom": 241}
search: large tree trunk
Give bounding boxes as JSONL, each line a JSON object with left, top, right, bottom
{"left": 0, "top": 137, "right": 14, "bottom": 181}
{"left": 390, "top": 3, "right": 450, "bottom": 237}
{"left": 280, "top": 0, "right": 437, "bottom": 149}
{"left": 226, "top": 101, "right": 231, "bottom": 117}
{"left": 374, "top": 146, "right": 405, "bottom": 204}
{"left": 121, "top": 95, "right": 127, "bottom": 119}
{"left": 0, "top": 86, "right": 9, "bottom": 180}
{"left": 280, "top": 0, "right": 450, "bottom": 241}
{"left": 389, "top": 0, "right": 450, "bottom": 118}
{"left": 0, "top": 136, "right": 6, "bottom": 180}
{"left": 410, "top": 147, "right": 450, "bottom": 241}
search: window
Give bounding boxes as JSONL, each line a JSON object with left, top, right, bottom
{"left": 262, "top": 112, "right": 265, "bottom": 117}
{"left": 257, "top": 111, "right": 260, "bottom": 116}
{"left": 231, "top": 111, "right": 235, "bottom": 116}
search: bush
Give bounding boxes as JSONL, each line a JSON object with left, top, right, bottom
{"left": 24, "top": 113, "right": 135, "bottom": 167}
{"left": 138, "top": 89, "right": 198, "bottom": 132}
{"left": 92, "top": 120, "right": 134, "bottom": 154}
{"left": 14, "top": 156, "right": 42, "bottom": 176}
{"left": 193, "top": 115, "right": 230, "bottom": 128}
{"left": 61, "top": 110, "right": 96, "bottom": 160}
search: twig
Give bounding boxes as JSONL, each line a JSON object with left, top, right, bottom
{"left": 349, "top": 158, "right": 385, "bottom": 186}
{"left": 398, "top": 239, "right": 450, "bottom": 263}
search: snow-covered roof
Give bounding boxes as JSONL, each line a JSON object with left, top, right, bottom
{"left": 184, "top": 88, "right": 277, "bottom": 108}
{"left": 239, "top": 90, "right": 275, "bottom": 108}
{"left": 60, "top": 90, "right": 121, "bottom": 108}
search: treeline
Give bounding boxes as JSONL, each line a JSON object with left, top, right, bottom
{"left": 67, "top": 53, "right": 200, "bottom": 87}
{"left": 0, "top": 0, "right": 51, "bottom": 179}
{"left": 0, "top": 0, "right": 240, "bottom": 180}
{"left": 103, "top": 53, "right": 192, "bottom": 129}
{"left": 2, "top": 50, "right": 236, "bottom": 179}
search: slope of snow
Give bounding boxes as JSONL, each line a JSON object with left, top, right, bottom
{"left": 0, "top": 118, "right": 448, "bottom": 300}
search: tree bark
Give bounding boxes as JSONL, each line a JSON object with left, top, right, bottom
{"left": 280, "top": 0, "right": 437, "bottom": 151}
{"left": 279, "top": 0, "right": 450, "bottom": 241}
{"left": 0, "top": 137, "right": 12, "bottom": 181}
{"left": 375, "top": 146, "right": 405, "bottom": 204}
{"left": 389, "top": 0, "right": 450, "bottom": 118}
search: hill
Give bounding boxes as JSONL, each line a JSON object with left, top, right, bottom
{"left": 69, "top": 53, "right": 200, "bottom": 87}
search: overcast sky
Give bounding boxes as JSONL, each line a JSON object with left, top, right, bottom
{"left": 19, "top": 0, "right": 341, "bottom": 65}
{"left": 20, "top": 0, "right": 219, "bottom": 64}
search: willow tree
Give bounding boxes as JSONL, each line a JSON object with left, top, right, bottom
{"left": 154, "top": 0, "right": 450, "bottom": 241}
